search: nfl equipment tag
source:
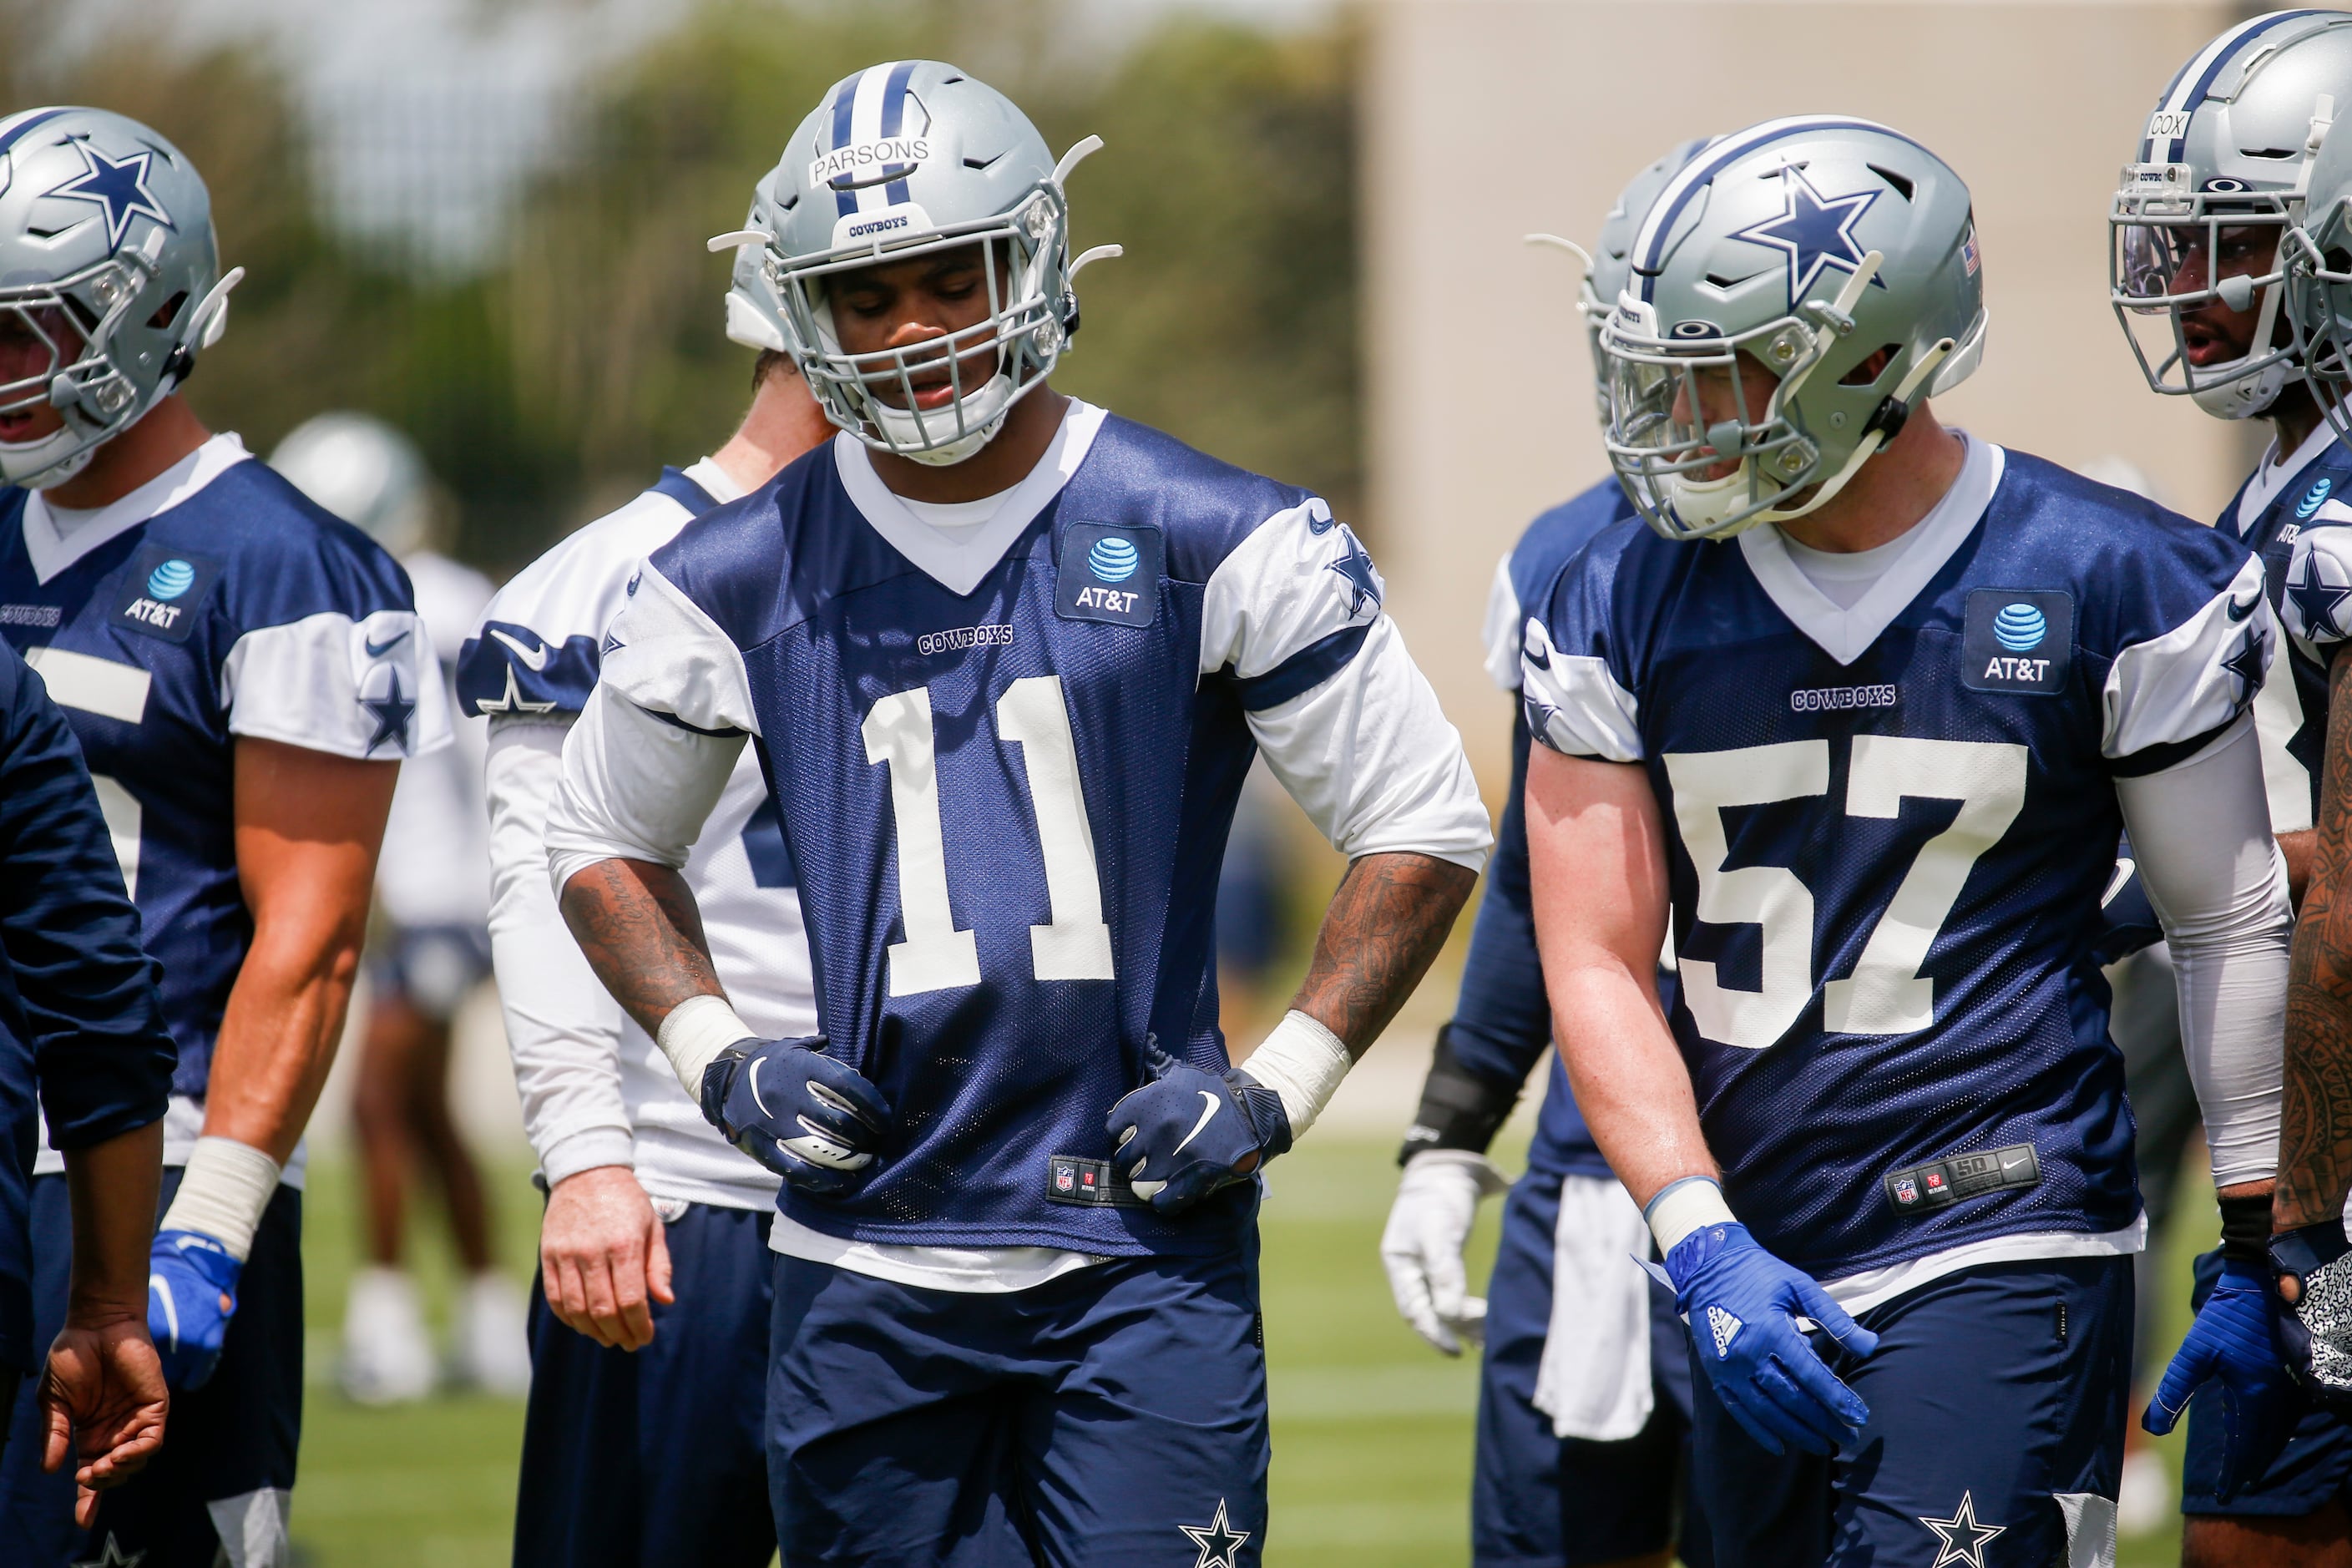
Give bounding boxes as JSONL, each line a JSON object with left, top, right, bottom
{"left": 1884, "top": 1142, "right": 2041, "bottom": 1216}
{"left": 1044, "top": 1155, "right": 1148, "bottom": 1208}
{"left": 1055, "top": 523, "right": 1162, "bottom": 628}
{"left": 111, "top": 544, "right": 220, "bottom": 645}
{"left": 1960, "top": 589, "right": 2073, "bottom": 696}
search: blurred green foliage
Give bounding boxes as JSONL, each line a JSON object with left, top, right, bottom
{"left": 3, "top": 0, "right": 1358, "bottom": 572}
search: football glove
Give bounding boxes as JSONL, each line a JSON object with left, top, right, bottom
{"left": 1107, "top": 1041, "right": 1292, "bottom": 1216}
{"left": 2144, "top": 1251, "right": 2302, "bottom": 1500}
{"left": 697, "top": 1034, "right": 891, "bottom": 1196}
{"left": 1381, "top": 1150, "right": 1510, "bottom": 1355}
{"left": 148, "top": 1230, "right": 241, "bottom": 1391}
{"left": 1665, "top": 1220, "right": 1879, "bottom": 1457}
{"left": 2273, "top": 1217, "right": 2352, "bottom": 1411}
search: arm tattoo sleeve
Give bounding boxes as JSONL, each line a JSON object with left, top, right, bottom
{"left": 1288, "top": 852, "right": 1478, "bottom": 1057}
{"left": 557, "top": 857, "right": 725, "bottom": 1042}
{"left": 2281, "top": 650, "right": 2352, "bottom": 1228}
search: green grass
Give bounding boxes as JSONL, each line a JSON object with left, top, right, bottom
{"left": 289, "top": 1144, "right": 2200, "bottom": 1565}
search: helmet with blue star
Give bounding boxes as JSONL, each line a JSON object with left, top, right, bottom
{"left": 0, "top": 107, "right": 241, "bottom": 490}
{"left": 1597, "top": 116, "right": 1985, "bottom": 542}
{"left": 2112, "top": 11, "right": 2352, "bottom": 421}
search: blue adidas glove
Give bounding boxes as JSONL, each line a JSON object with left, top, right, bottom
{"left": 1666, "top": 1221, "right": 1879, "bottom": 1456}
{"left": 1106, "top": 1041, "right": 1292, "bottom": 1216}
{"left": 2145, "top": 1251, "right": 2302, "bottom": 1501}
{"left": 148, "top": 1230, "right": 241, "bottom": 1391}
{"left": 2274, "top": 1216, "right": 2352, "bottom": 1413}
{"left": 698, "top": 1034, "right": 892, "bottom": 1196}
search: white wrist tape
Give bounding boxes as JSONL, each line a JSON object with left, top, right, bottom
{"left": 1644, "top": 1175, "right": 1736, "bottom": 1254}
{"left": 1240, "top": 1010, "right": 1353, "bottom": 1141}
{"left": 655, "top": 994, "right": 756, "bottom": 1098}
{"left": 159, "top": 1136, "right": 283, "bottom": 1262}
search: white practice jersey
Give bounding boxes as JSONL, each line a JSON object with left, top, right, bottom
{"left": 461, "top": 461, "right": 812, "bottom": 1210}
{"left": 376, "top": 549, "right": 495, "bottom": 931}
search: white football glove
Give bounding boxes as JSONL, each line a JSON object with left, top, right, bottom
{"left": 1381, "top": 1149, "right": 1511, "bottom": 1355}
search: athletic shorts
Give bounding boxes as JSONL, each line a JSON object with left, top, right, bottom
{"left": 768, "top": 1237, "right": 1267, "bottom": 1566}
{"left": 1691, "top": 1256, "right": 2131, "bottom": 1568}
{"left": 514, "top": 1199, "right": 777, "bottom": 1568}
{"left": 1475, "top": 1168, "right": 1710, "bottom": 1568}
{"left": 0, "top": 1168, "right": 302, "bottom": 1567}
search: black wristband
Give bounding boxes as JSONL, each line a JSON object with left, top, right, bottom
{"left": 2220, "top": 1191, "right": 2274, "bottom": 1265}
{"left": 1398, "top": 1024, "right": 1521, "bottom": 1166}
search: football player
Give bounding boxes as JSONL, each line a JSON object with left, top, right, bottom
{"left": 2107, "top": 13, "right": 2352, "bottom": 1558}
{"left": 1524, "top": 116, "right": 2291, "bottom": 1568}
{"left": 460, "top": 167, "right": 836, "bottom": 1567}
{"left": 1380, "top": 135, "right": 1717, "bottom": 1568}
{"left": 271, "top": 410, "right": 529, "bottom": 1404}
{"left": 542, "top": 62, "right": 1491, "bottom": 1565}
{"left": 0, "top": 109, "right": 444, "bottom": 1565}
{"left": 0, "top": 639, "right": 176, "bottom": 1525}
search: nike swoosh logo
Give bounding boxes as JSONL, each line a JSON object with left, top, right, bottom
{"left": 489, "top": 627, "right": 550, "bottom": 671}
{"left": 364, "top": 630, "right": 410, "bottom": 658}
{"left": 2228, "top": 593, "right": 2259, "bottom": 623}
{"left": 1171, "top": 1090, "right": 1222, "bottom": 1156}
{"left": 748, "top": 1057, "right": 775, "bottom": 1121}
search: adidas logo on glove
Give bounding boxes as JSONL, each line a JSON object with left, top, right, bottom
{"left": 1707, "top": 1305, "right": 1743, "bottom": 1359}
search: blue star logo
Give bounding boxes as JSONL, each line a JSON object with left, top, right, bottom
{"left": 2222, "top": 624, "right": 2269, "bottom": 701}
{"left": 48, "top": 141, "right": 174, "bottom": 252}
{"left": 1732, "top": 165, "right": 1880, "bottom": 310}
{"left": 2289, "top": 554, "right": 2352, "bottom": 642}
{"left": 1178, "top": 1500, "right": 1251, "bottom": 1568}
{"left": 358, "top": 668, "right": 417, "bottom": 755}
{"left": 1918, "top": 1491, "right": 2006, "bottom": 1568}
{"left": 1327, "top": 525, "right": 1382, "bottom": 617}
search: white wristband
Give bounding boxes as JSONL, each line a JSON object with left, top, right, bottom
{"left": 655, "top": 994, "right": 756, "bottom": 1098}
{"left": 1238, "top": 1010, "right": 1353, "bottom": 1141}
{"left": 159, "top": 1136, "right": 283, "bottom": 1262}
{"left": 1644, "top": 1175, "right": 1736, "bottom": 1254}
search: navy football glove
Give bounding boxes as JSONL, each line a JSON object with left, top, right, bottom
{"left": 2273, "top": 1217, "right": 2352, "bottom": 1411}
{"left": 697, "top": 1034, "right": 891, "bottom": 1196}
{"left": 148, "top": 1230, "right": 241, "bottom": 1391}
{"left": 1665, "top": 1221, "right": 1879, "bottom": 1457}
{"left": 1106, "top": 1042, "right": 1292, "bottom": 1216}
{"left": 2144, "top": 1251, "right": 2302, "bottom": 1500}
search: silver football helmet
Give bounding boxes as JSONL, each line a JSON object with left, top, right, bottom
{"left": 271, "top": 412, "right": 432, "bottom": 558}
{"left": 710, "top": 61, "right": 1120, "bottom": 465}
{"left": 1600, "top": 117, "right": 1985, "bottom": 542}
{"left": 2111, "top": 11, "right": 2352, "bottom": 420}
{"left": 0, "top": 108, "right": 243, "bottom": 488}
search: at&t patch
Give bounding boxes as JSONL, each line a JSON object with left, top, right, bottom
{"left": 1960, "top": 588, "right": 2073, "bottom": 695}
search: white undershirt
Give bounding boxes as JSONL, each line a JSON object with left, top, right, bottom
{"left": 898, "top": 488, "right": 1017, "bottom": 530}
{"left": 1775, "top": 519, "right": 1930, "bottom": 610}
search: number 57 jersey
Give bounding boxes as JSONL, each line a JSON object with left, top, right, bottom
{"left": 567, "top": 402, "right": 1490, "bottom": 1257}
{"left": 1523, "top": 438, "right": 2271, "bottom": 1284}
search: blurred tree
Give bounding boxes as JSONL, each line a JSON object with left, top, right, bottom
{"left": 0, "top": 0, "right": 1360, "bottom": 569}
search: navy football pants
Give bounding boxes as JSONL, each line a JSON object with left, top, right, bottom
{"left": 0, "top": 1168, "right": 302, "bottom": 1567}
{"left": 1476, "top": 1171, "right": 1711, "bottom": 1568}
{"left": 768, "top": 1239, "right": 1267, "bottom": 1566}
{"left": 1690, "top": 1256, "right": 2130, "bottom": 1568}
{"left": 514, "top": 1199, "right": 777, "bottom": 1567}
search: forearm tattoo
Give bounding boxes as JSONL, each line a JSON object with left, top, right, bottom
{"left": 2281, "top": 650, "right": 2352, "bottom": 1228}
{"left": 1289, "top": 852, "right": 1477, "bottom": 1056}
{"left": 557, "top": 857, "right": 725, "bottom": 1041}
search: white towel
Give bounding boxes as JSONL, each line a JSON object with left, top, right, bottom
{"left": 1530, "top": 1173, "right": 1655, "bottom": 1441}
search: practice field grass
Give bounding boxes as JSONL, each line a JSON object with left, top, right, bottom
{"left": 288, "top": 1143, "right": 2200, "bottom": 1565}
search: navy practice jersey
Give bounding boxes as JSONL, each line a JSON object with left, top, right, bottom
{"left": 0, "top": 642, "right": 174, "bottom": 1368}
{"left": 0, "top": 437, "right": 444, "bottom": 1107}
{"left": 1523, "top": 439, "right": 2269, "bottom": 1277}
{"left": 1452, "top": 476, "right": 1634, "bottom": 1180}
{"left": 2260, "top": 432, "right": 2352, "bottom": 797}
{"left": 585, "top": 404, "right": 1486, "bottom": 1257}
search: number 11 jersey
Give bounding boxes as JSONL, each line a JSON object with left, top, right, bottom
{"left": 1523, "top": 438, "right": 2268, "bottom": 1285}
{"left": 589, "top": 402, "right": 1489, "bottom": 1257}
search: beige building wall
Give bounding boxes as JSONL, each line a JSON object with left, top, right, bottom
{"left": 1360, "top": 0, "right": 2258, "bottom": 792}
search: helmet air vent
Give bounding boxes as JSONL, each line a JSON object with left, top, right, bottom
{"left": 1867, "top": 164, "right": 1915, "bottom": 202}
{"left": 964, "top": 152, "right": 1004, "bottom": 172}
